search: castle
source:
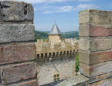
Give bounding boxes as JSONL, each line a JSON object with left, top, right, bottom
{"left": 0, "top": 1, "right": 111, "bottom": 86}
{"left": 35, "top": 23, "right": 78, "bottom": 85}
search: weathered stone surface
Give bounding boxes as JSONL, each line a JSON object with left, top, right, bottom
{"left": 88, "top": 78, "right": 112, "bottom": 86}
{"left": 79, "top": 9, "right": 112, "bottom": 84}
{"left": 95, "top": 72, "right": 112, "bottom": 80}
{"left": 80, "top": 61, "right": 112, "bottom": 77}
{"left": 55, "top": 75, "right": 89, "bottom": 86}
{"left": 79, "top": 24, "right": 112, "bottom": 37}
{"left": 79, "top": 37, "right": 111, "bottom": 51}
{"left": 0, "top": 24, "right": 35, "bottom": 43}
{"left": 0, "top": 1, "right": 33, "bottom": 22}
{"left": 1, "top": 62, "right": 36, "bottom": 84}
{"left": 0, "top": 43, "right": 36, "bottom": 65}
{"left": 79, "top": 9, "right": 112, "bottom": 24}
{"left": 79, "top": 37, "right": 90, "bottom": 50}
{"left": 90, "top": 38, "right": 111, "bottom": 51}
{"left": 79, "top": 50, "right": 112, "bottom": 65}
{"left": 79, "top": 24, "right": 90, "bottom": 37}
{"left": 8, "top": 80, "right": 39, "bottom": 86}
{"left": 38, "top": 59, "right": 75, "bottom": 85}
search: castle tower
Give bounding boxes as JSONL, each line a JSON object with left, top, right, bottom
{"left": 49, "top": 24, "right": 62, "bottom": 43}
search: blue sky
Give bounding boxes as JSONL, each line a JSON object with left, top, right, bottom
{"left": 17, "top": 0, "right": 111, "bottom": 32}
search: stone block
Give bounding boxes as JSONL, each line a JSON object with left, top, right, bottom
{"left": 88, "top": 78, "right": 112, "bottom": 86}
{"left": 0, "top": 24, "right": 35, "bottom": 43}
{"left": 0, "top": 43, "right": 36, "bottom": 65}
{"left": 79, "top": 24, "right": 112, "bottom": 37}
{"left": 79, "top": 37, "right": 111, "bottom": 51}
{"left": 1, "top": 62, "right": 36, "bottom": 84}
{"left": 79, "top": 24, "right": 90, "bottom": 37}
{"left": 8, "top": 80, "right": 39, "bottom": 86}
{"left": 90, "top": 38, "right": 111, "bottom": 51}
{"left": 79, "top": 9, "right": 112, "bottom": 25}
{"left": 79, "top": 37, "right": 90, "bottom": 50}
{"left": 0, "top": 1, "right": 33, "bottom": 22}
{"left": 95, "top": 72, "right": 112, "bottom": 80}
{"left": 79, "top": 50, "right": 112, "bottom": 65}
{"left": 80, "top": 61, "right": 112, "bottom": 77}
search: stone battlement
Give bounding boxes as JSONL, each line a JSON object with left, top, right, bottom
{"left": 0, "top": 1, "right": 38, "bottom": 86}
{"left": 35, "top": 38, "right": 78, "bottom": 64}
{"left": 35, "top": 38, "right": 78, "bottom": 55}
{"left": 36, "top": 49, "right": 76, "bottom": 63}
{"left": 0, "top": 1, "right": 33, "bottom": 24}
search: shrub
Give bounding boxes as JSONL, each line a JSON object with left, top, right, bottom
{"left": 75, "top": 52, "right": 79, "bottom": 73}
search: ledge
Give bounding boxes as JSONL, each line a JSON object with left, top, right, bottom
{"left": 56, "top": 74, "right": 89, "bottom": 86}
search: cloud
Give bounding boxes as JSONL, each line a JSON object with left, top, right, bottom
{"left": 14, "top": 0, "right": 74, "bottom": 4}
{"left": 76, "top": 4, "right": 98, "bottom": 10}
{"left": 36, "top": 4, "right": 98, "bottom": 14}
{"left": 40, "top": 6, "right": 75, "bottom": 14}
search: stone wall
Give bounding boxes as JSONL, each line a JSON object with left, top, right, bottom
{"left": 0, "top": 1, "right": 38, "bottom": 86}
{"left": 37, "top": 58, "right": 75, "bottom": 85}
{"left": 35, "top": 38, "right": 78, "bottom": 85}
{"left": 79, "top": 9, "right": 112, "bottom": 86}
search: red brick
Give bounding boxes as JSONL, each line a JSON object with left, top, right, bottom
{"left": 2, "top": 62, "right": 36, "bottom": 84}
{"left": 0, "top": 43, "right": 36, "bottom": 65}
{"left": 79, "top": 24, "right": 112, "bottom": 37}
{"left": 90, "top": 51, "right": 112, "bottom": 63}
{"left": 90, "top": 26, "right": 110, "bottom": 37}
{"left": 80, "top": 51, "right": 112, "bottom": 65}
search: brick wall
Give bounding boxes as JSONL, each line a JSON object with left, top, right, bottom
{"left": 0, "top": 1, "right": 38, "bottom": 86}
{"left": 79, "top": 9, "right": 112, "bottom": 86}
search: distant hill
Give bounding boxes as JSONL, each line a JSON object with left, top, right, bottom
{"left": 61, "top": 31, "right": 79, "bottom": 39}
{"left": 35, "top": 31, "right": 79, "bottom": 41}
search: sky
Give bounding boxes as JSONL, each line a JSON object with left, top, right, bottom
{"left": 16, "top": 0, "right": 111, "bottom": 32}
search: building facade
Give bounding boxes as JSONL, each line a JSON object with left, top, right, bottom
{"left": 35, "top": 24, "right": 78, "bottom": 85}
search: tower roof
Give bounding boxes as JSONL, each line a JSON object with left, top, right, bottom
{"left": 49, "top": 24, "right": 61, "bottom": 35}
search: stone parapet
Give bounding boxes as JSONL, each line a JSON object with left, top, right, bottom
{"left": 0, "top": 1, "right": 38, "bottom": 86}
{"left": 79, "top": 9, "right": 112, "bottom": 25}
{"left": 79, "top": 9, "right": 112, "bottom": 85}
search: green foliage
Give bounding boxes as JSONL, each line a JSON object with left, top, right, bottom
{"left": 61, "top": 31, "right": 79, "bottom": 39}
{"left": 35, "top": 30, "right": 79, "bottom": 41}
{"left": 34, "top": 31, "right": 48, "bottom": 41}
{"left": 75, "top": 53, "right": 79, "bottom": 73}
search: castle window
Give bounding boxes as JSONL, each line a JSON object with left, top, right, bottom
{"left": 60, "top": 52, "right": 62, "bottom": 55}
{"left": 53, "top": 52, "right": 55, "bottom": 56}
{"left": 54, "top": 74, "right": 60, "bottom": 82}
{"left": 37, "top": 54, "right": 39, "bottom": 57}
{"left": 41, "top": 53, "right": 43, "bottom": 57}
{"left": 67, "top": 51, "right": 69, "bottom": 54}
{"left": 45, "top": 53, "right": 47, "bottom": 57}
{"left": 49, "top": 53, "right": 51, "bottom": 57}
{"left": 70, "top": 51, "right": 72, "bottom": 54}
{"left": 64, "top": 51, "right": 66, "bottom": 54}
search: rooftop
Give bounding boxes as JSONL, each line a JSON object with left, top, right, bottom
{"left": 49, "top": 24, "right": 61, "bottom": 35}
